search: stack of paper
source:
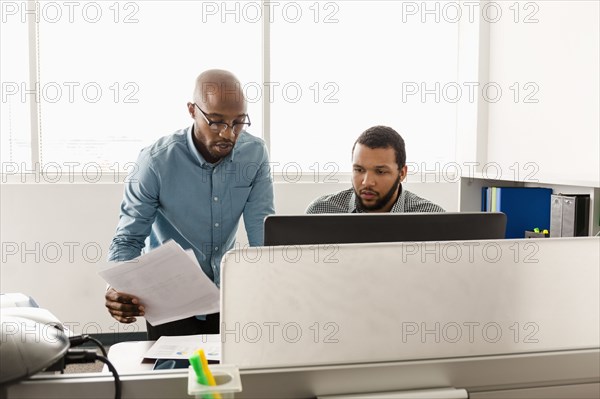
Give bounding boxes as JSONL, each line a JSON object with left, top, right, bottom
{"left": 99, "top": 241, "right": 220, "bottom": 326}
{"left": 144, "top": 334, "right": 221, "bottom": 362}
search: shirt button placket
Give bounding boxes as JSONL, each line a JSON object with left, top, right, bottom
{"left": 212, "top": 166, "right": 222, "bottom": 272}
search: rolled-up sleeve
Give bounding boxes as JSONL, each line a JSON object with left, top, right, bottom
{"left": 108, "top": 151, "right": 160, "bottom": 262}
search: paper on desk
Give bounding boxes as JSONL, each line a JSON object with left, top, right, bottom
{"left": 98, "top": 240, "right": 220, "bottom": 326}
{"left": 144, "top": 334, "right": 221, "bottom": 361}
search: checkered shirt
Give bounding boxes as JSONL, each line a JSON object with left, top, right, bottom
{"left": 305, "top": 187, "right": 445, "bottom": 214}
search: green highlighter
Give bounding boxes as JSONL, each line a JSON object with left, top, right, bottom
{"left": 189, "top": 352, "right": 209, "bottom": 385}
{"left": 189, "top": 353, "right": 213, "bottom": 399}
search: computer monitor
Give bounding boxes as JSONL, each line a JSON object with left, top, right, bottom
{"left": 263, "top": 212, "right": 507, "bottom": 246}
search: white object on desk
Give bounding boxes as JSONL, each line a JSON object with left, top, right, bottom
{"left": 318, "top": 387, "right": 468, "bottom": 399}
{"left": 221, "top": 237, "right": 600, "bottom": 368}
{"left": 105, "top": 341, "right": 155, "bottom": 374}
{"left": 187, "top": 365, "right": 242, "bottom": 399}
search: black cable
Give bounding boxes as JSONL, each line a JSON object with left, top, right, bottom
{"left": 86, "top": 336, "right": 108, "bottom": 357}
{"left": 95, "top": 355, "right": 122, "bottom": 399}
{"left": 64, "top": 349, "right": 121, "bottom": 399}
{"left": 68, "top": 335, "right": 108, "bottom": 357}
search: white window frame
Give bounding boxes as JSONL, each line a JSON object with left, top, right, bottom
{"left": 3, "top": 0, "right": 490, "bottom": 184}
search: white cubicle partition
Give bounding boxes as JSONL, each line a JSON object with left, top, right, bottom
{"left": 221, "top": 237, "right": 600, "bottom": 368}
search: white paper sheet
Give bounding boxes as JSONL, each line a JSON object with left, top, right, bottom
{"left": 144, "top": 334, "right": 221, "bottom": 361}
{"left": 98, "top": 240, "right": 220, "bottom": 326}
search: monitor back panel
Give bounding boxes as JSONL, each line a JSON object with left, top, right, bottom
{"left": 263, "top": 212, "right": 507, "bottom": 246}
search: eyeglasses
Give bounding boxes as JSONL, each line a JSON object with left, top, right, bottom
{"left": 194, "top": 103, "right": 251, "bottom": 135}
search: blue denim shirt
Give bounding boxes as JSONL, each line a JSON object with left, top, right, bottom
{"left": 108, "top": 126, "right": 275, "bottom": 287}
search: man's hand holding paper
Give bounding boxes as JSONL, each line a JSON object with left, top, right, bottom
{"left": 99, "top": 241, "right": 220, "bottom": 326}
{"left": 104, "top": 288, "right": 145, "bottom": 324}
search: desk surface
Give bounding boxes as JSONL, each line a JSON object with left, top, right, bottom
{"left": 106, "top": 341, "right": 155, "bottom": 374}
{"left": 100, "top": 341, "right": 599, "bottom": 399}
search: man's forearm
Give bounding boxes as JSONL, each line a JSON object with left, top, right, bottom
{"left": 107, "top": 238, "right": 144, "bottom": 262}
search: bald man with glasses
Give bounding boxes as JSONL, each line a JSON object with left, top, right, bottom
{"left": 105, "top": 70, "right": 274, "bottom": 339}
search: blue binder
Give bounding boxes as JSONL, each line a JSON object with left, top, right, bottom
{"left": 496, "top": 187, "right": 553, "bottom": 238}
{"left": 481, "top": 187, "right": 488, "bottom": 211}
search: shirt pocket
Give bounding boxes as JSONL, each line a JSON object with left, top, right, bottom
{"left": 230, "top": 186, "right": 252, "bottom": 220}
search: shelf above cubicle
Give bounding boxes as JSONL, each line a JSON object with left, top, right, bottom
{"left": 458, "top": 176, "right": 600, "bottom": 236}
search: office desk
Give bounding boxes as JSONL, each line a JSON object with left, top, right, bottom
{"left": 5, "top": 339, "right": 599, "bottom": 398}
{"left": 100, "top": 341, "right": 600, "bottom": 399}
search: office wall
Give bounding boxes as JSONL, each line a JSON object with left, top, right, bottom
{"left": 487, "top": 1, "right": 599, "bottom": 185}
{"left": 0, "top": 180, "right": 457, "bottom": 333}
{"left": 2, "top": 1, "right": 597, "bottom": 336}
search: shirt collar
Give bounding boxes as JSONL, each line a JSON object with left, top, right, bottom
{"left": 348, "top": 191, "right": 359, "bottom": 213}
{"left": 186, "top": 125, "right": 238, "bottom": 167}
{"left": 391, "top": 185, "right": 406, "bottom": 212}
{"left": 349, "top": 184, "right": 405, "bottom": 213}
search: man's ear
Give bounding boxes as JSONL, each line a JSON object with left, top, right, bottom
{"left": 187, "top": 102, "right": 195, "bottom": 118}
{"left": 399, "top": 165, "right": 408, "bottom": 182}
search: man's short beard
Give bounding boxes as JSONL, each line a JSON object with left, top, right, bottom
{"left": 354, "top": 175, "right": 401, "bottom": 212}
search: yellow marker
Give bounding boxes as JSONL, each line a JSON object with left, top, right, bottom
{"left": 197, "top": 349, "right": 222, "bottom": 399}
